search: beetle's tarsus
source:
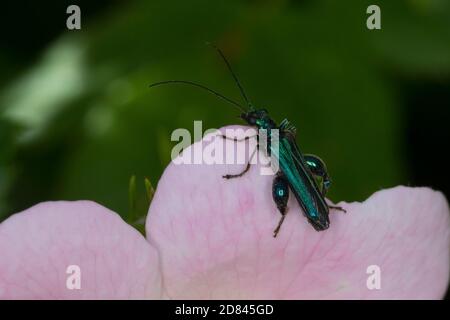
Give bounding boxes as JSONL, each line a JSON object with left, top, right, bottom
{"left": 222, "top": 146, "right": 257, "bottom": 179}
{"left": 222, "top": 162, "right": 251, "bottom": 179}
{"left": 329, "top": 205, "right": 346, "bottom": 213}
{"left": 273, "top": 215, "right": 286, "bottom": 238}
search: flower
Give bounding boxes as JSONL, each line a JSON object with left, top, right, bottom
{"left": 1, "top": 127, "right": 449, "bottom": 299}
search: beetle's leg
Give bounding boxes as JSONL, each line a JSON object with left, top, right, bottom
{"left": 223, "top": 145, "right": 258, "bottom": 179}
{"left": 328, "top": 205, "right": 346, "bottom": 213}
{"left": 304, "top": 154, "right": 331, "bottom": 196}
{"left": 272, "top": 171, "right": 290, "bottom": 238}
{"left": 220, "top": 134, "right": 257, "bottom": 142}
{"left": 221, "top": 134, "right": 258, "bottom": 179}
{"left": 304, "top": 154, "right": 346, "bottom": 213}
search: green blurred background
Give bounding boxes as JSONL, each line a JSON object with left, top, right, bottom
{"left": 0, "top": 0, "right": 449, "bottom": 233}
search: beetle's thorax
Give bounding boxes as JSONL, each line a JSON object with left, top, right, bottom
{"left": 241, "top": 108, "right": 277, "bottom": 130}
{"left": 255, "top": 117, "right": 277, "bottom": 130}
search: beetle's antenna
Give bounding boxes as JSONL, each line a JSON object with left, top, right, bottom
{"left": 149, "top": 80, "right": 247, "bottom": 113}
{"left": 206, "top": 42, "right": 253, "bottom": 110}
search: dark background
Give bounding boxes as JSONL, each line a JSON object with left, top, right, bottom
{"left": 0, "top": 0, "right": 449, "bottom": 298}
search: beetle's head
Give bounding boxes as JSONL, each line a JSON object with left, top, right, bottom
{"left": 241, "top": 108, "right": 273, "bottom": 129}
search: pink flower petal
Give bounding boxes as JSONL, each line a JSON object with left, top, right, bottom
{"left": 0, "top": 201, "right": 161, "bottom": 299}
{"left": 146, "top": 126, "right": 450, "bottom": 299}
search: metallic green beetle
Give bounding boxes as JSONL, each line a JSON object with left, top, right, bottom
{"left": 237, "top": 109, "right": 345, "bottom": 236}
{"left": 149, "top": 45, "right": 345, "bottom": 237}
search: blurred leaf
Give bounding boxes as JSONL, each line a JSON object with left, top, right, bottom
{"left": 128, "top": 174, "right": 137, "bottom": 219}
{"left": 369, "top": 0, "right": 450, "bottom": 76}
{"left": 127, "top": 174, "right": 147, "bottom": 236}
{"left": 144, "top": 177, "right": 155, "bottom": 205}
{"left": 1, "top": 38, "right": 88, "bottom": 143}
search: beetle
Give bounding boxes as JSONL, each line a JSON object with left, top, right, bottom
{"left": 149, "top": 44, "right": 345, "bottom": 236}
